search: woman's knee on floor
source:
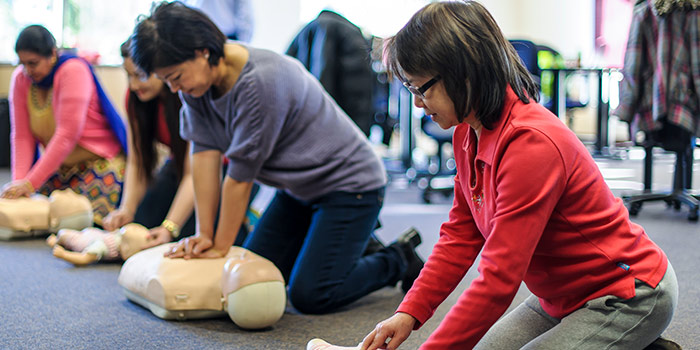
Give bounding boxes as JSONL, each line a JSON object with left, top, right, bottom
{"left": 288, "top": 282, "right": 335, "bottom": 314}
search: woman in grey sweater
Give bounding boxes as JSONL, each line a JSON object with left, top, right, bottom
{"left": 128, "top": 1, "right": 422, "bottom": 314}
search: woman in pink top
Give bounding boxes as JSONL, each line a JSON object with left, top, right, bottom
{"left": 355, "top": 2, "right": 679, "bottom": 350}
{"left": 0, "top": 25, "right": 126, "bottom": 227}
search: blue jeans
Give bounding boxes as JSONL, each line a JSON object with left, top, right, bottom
{"left": 243, "top": 187, "right": 404, "bottom": 314}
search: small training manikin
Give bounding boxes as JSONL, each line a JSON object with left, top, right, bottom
{"left": 46, "top": 223, "right": 152, "bottom": 265}
{"left": 0, "top": 189, "right": 93, "bottom": 240}
{"left": 307, "top": 338, "right": 362, "bottom": 350}
{"left": 118, "top": 244, "right": 287, "bottom": 330}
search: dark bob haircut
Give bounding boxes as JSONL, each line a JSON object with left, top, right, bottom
{"left": 15, "top": 25, "right": 56, "bottom": 57}
{"left": 383, "top": 1, "right": 539, "bottom": 129}
{"left": 130, "top": 1, "right": 226, "bottom": 75}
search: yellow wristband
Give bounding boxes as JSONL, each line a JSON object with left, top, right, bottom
{"left": 161, "top": 219, "right": 180, "bottom": 238}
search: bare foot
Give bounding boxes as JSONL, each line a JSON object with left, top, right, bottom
{"left": 307, "top": 338, "right": 360, "bottom": 350}
{"left": 46, "top": 234, "right": 58, "bottom": 247}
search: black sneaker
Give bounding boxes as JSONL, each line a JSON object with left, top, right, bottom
{"left": 390, "top": 227, "right": 424, "bottom": 293}
{"left": 644, "top": 337, "right": 682, "bottom": 350}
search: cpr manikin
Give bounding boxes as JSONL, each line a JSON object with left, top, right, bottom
{"left": 0, "top": 189, "right": 93, "bottom": 240}
{"left": 118, "top": 244, "right": 286, "bottom": 330}
{"left": 46, "top": 223, "right": 152, "bottom": 265}
{"left": 307, "top": 339, "right": 361, "bottom": 350}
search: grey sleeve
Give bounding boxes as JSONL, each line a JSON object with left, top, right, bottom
{"left": 179, "top": 94, "right": 220, "bottom": 153}
{"left": 222, "top": 70, "right": 289, "bottom": 182}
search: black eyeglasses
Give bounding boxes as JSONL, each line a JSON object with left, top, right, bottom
{"left": 403, "top": 75, "right": 441, "bottom": 99}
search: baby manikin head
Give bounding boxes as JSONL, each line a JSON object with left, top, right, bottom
{"left": 119, "top": 223, "right": 153, "bottom": 259}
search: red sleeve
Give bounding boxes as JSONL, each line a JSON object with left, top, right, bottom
{"left": 24, "top": 60, "right": 93, "bottom": 189}
{"left": 412, "top": 129, "right": 568, "bottom": 349}
{"left": 396, "top": 172, "right": 485, "bottom": 326}
{"left": 9, "top": 67, "right": 37, "bottom": 181}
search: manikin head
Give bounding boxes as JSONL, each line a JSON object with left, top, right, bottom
{"left": 119, "top": 223, "right": 153, "bottom": 259}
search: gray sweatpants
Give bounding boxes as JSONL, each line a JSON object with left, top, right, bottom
{"left": 475, "top": 262, "right": 678, "bottom": 350}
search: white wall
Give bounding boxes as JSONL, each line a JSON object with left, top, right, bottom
{"left": 248, "top": 0, "right": 430, "bottom": 53}
{"left": 482, "top": 0, "right": 596, "bottom": 63}
{"left": 248, "top": 0, "right": 597, "bottom": 64}
{"left": 248, "top": 1, "right": 302, "bottom": 53}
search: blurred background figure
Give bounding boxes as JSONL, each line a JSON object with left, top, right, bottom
{"left": 287, "top": 10, "right": 374, "bottom": 137}
{"left": 183, "top": 0, "right": 254, "bottom": 42}
{"left": 1, "top": 25, "right": 127, "bottom": 227}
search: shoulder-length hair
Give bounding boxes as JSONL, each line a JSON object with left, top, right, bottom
{"left": 121, "top": 39, "right": 187, "bottom": 183}
{"left": 130, "top": 1, "right": 226, "bottom": 75}
{"left": 383, "top": 1, "right": 539, "bottom": 129}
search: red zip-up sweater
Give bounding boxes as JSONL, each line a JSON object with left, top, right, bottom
{"left": 397, "top": 87, "right": 668, "bottom": 349}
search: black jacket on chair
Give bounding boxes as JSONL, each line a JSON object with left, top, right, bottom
{"left": 286, "top": 10, "right": 373, "bottom": 136}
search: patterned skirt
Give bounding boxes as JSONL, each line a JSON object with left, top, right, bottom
{"left": 38, "top": 155, "right": 126, "bottom": 227}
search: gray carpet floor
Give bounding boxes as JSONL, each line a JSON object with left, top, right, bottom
{"left": 1, "top": 150, "right": 698, "bottom": 349}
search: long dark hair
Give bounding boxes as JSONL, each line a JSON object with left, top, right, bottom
{"left": 383, "top": 1, "right": 539, "bottom": 129}
{"left": 130, "top": 1, "right": 226, "bottom": 75}
{"left": 121, "top": 39, "right": 186, "bottom": 182}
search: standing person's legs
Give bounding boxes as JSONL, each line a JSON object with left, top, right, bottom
{"left": 285, "top": 188, "right": 404, "bottom": 314}
{"left": 475, "top": 262, "right": 678, "bottom": 350}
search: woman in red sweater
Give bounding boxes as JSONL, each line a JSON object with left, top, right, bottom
{"left": 360, "top": 2, "right": 678, "bottom": 349}
{"left": 1, "top": 25, "right": 126, "bottom": 227}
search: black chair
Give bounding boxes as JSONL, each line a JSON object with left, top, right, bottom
{"left": 622, "top": 122, "right": 699, "bottom": 221}
{"left": 0, "top": 98, "right": 9, "bottom": 168}
{"left": 509, "top": 40, "right": 589, "bottom": 116}
{"left": 535, "top": 45, "right": 588, "bottom": 111}
{"left": 510, "top": 39, "right": 541, "bottom": 83}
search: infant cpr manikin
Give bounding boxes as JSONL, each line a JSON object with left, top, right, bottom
{"left": 307, "top": 338, "right": 361, "bottom": 350}
{"left": 48, "top": 223, "right": 152, "bottom": 265}
{"left": 118, "top": 244, "right": 286, "bottom": 329}
{"left": 0, "top": 189, "right": 93, "bottom": 240}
